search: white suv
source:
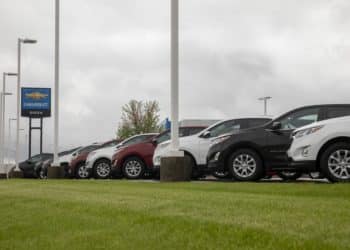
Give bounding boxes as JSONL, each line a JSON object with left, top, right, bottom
{"left": 86, "top": 133, "right": 158, "bottom": 179}
{"left": 288, "top": 116, "right": 350, "bottom": 182}
{"left": 153, "top": 117, "right": 271, "bottom": 178}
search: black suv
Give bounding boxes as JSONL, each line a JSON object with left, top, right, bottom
{"left": 207, "top": 104, "right": 350, "bottom": 181}
{"left": 19, "top": 153, "right": 54, "bottom": 178}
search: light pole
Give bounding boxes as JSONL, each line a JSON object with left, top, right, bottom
{"left": 0, "top": 92, "right": 12, "bottom": 173}
{"left": 8, "top": 118, "right": 16, "bottom": 164}
{"left": 160, "top": 0, "right": 188, "bottom": 181}
{"left": 15, "top": 38, "right": 37, "bottom": 173}
{"left": 2, "top": 73, "right": 17, "bottom": 170}
{"left": 258, "top": 96, "right": 272, "bottom": 116}
{"left": 19, "top": 128, "right": 25, "bottom": 162}
{"left": 48, "top": 0, "right": 61, "bottom": 178}
{"left": 170, "top": 0, "right": 180, "bottom": 153}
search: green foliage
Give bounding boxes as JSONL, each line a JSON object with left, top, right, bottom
{"left": 117, "top": 100, "right": 161, "bottom": 139}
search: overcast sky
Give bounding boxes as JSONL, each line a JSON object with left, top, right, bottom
{"left": 1, "top": 0, "right": 350, "bottom": 158}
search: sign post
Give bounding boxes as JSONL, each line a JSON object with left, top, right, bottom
{"left": 21, "top": 87, "right": 51, "bottom": 158}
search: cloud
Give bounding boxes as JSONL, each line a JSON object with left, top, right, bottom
{"left": 1, "top": 0, "right": 350, "bottom": 159}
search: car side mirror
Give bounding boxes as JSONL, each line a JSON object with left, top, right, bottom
{"left": 152, "top": 138, "right": 158, "bottom": 145}
{"left": 201, "top": 131, "right": 211, "bottom": 138}
{"left": 271, "top": 122, "right": 282, "bottom": 130}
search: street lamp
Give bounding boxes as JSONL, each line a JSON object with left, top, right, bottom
{"left": 0, "top": 92, "right": 12, "bottom": 173}
{"left": 15, "top": 38, "right": 37, "bottom": 173}
{"left": 258, "top": 96, "right": 272, "bottom": 116}
{"left": 1, "top": 73, "right": 17, "bottom": 170}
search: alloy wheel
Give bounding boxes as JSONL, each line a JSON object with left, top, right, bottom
{"left": 328, "top": 150, "right": 350, "bottom": 180}
{"left": 96, "top": 162, "right": 111, "bottom": 178}
{"left": 77, "top": 165, "right": 89, "bottom": 179}
{"left": 232, "top": 154, "right": 257, "bottom": 178}
{"left": 125, "top": 160, "right": 142, "bottom": 178}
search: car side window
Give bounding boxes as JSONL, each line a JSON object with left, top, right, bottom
{"left": 179, "top": 128, "right": 188, "bottom": 137}
{"left": 208, "top": 120, "right": 243, "bottom": 138}
{"left": 326, "top": 107, "right": 350, "bottom": 119}
{"left": 187, "top": 127, "right": 205, "bottom": 136}
{"left": 277, "top": 108, "right": 319, "bottom": 130}
{"left": 248, "top": 119, "right": 270, "bottom": 128}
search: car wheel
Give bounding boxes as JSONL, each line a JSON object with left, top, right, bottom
{"left": 184, "top": 154, "right": 201, "bottom": 179}
{"left": 75, "top": 163, "right": 90, "bottom": 179}
{"left": 309, "top": 172, "right": 324, "bottom": 179}
{"left": 228, "top": 149, "right": 263, "bottom": 181}
{"left": 38, "top": 168, "right": 47, "bottom": 179}
{"left": 122, "top": 157, "right": 145, "bottom": 179}
{"left": 212, "top": 171, "right": 231, "bottom": 179}
{"left": 94, "top": 159, "right": 111, "bottom": 179}
{"left": 277, "top": 171, "right": 302, "bottom": 181}
{"left": 320, "top": 142, "right": 350, "bottom": 182}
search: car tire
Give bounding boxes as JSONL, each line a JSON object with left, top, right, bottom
{"left": 320, "top": 142, "right": 350, "bottom": 182}
{"left": 93, "top": 159, "right": 111, "bottom": 179}
{"left": 122, "top": 157, "right": 145, "bottom": 179}
{"left": 213, "top": 171, "right": 231, "bottom": 179}
{"left": 228, "top": 149, "right": 264, "bottom": 181}
{"left": 184, "top": 154, "right": 202, "bottom": 180}
{"left": 75, "top": 163, "right": 90, "bottom": 179}
{"left": 277, "top": 171, "right": 302, "bottom": 181}
{"left": 38, "top": 168, "right": 47, "bottom": 179}
{"left": 309, "top": 172, "right": 324, "bottom": 180}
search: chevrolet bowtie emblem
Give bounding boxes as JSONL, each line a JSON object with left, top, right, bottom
{"left": 25, "top": 92, "right": 48, "bottom": 100}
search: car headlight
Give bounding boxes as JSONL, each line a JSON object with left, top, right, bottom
{"left": 210, "top": 135, "right": 231, "bottom": 146}
{"left": 158, "top": 141, "right": 171, "bottom": 149}
{"left": 88, "top": 152, "right": 96, "bottom": 159}
{"left": 292, "top": 125, "right": 324, "bottom": 139}
{"left": 114, "top": 147, "right": 122, "bottom": 153}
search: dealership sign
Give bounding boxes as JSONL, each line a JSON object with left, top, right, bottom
{"left": 21, "top": 87, "right": 51, "bottom": 118}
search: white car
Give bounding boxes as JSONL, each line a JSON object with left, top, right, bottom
{"left": 86, "top": 133, "right": 158, "bottom": 179}
{"left": 288, "top": 116, "right": 350, "bottom": 182}
{"left": 58, "top": 147, "right": 82, "bottom": 167}
{"left": 153, "top": 117, "right": 272, "bottom": 178}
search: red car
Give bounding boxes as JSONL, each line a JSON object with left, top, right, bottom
{"left": 68, "top": 139, "right": 121, "bottom": 179}
{"left": 111, "top": 127, "right": 207, "bottom": 179}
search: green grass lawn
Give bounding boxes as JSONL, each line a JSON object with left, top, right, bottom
{"left": 0, "top": 180, "right": 349, "bottom": 250}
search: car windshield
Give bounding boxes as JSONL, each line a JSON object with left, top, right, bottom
{"left": 30, "top": 155, "right": 42, "bottom": 162}
{"left": 278, "top": 108, "right": 319, "bottom": 130}
{"left": 155, "top": 127, "right": 200, "bottom": 144}
{"left": 120, "top": 134, "right": 157, "bottom": 147}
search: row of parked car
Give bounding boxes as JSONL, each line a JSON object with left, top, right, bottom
{"left": 19, "top": 104, "right": 350, "bottom": 182}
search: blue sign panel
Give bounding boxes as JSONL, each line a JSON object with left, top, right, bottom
{"left": 21, "top": 87, "right": 51, "bottom": 118}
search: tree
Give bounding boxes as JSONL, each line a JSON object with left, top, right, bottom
{"left": 117, "top": 100, "right": 161, "bottom": 139}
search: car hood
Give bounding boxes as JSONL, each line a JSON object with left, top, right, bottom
{"left": 157, "top": 134, "right": 198, "bottom": 148}
{"left": 91, "top": 146, "right": 116, "bottom": 155}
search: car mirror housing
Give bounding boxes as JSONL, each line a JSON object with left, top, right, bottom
{"left": 201, "top": 131, "right": 211, "bottom": 138}
{"left": 152, "top": 138, "right": 158, "bottom": 145}
{"left": 271, "top": 122, "right": 282, "bottom": 130}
